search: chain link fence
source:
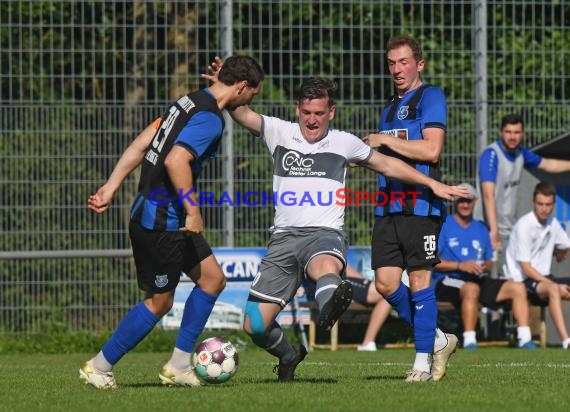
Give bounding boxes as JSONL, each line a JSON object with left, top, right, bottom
{"left": 2, "top": 0, "right": 569, "bottom": 334}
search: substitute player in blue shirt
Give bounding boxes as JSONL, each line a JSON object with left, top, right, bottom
{"left": 474, "top": 113, "right": 570, "bottom": 277}
{"left": 81, "top": 55, "right": 264, "bottom": 389}
{"left": 365, "top": 35, "right": 457, "bottom": 382}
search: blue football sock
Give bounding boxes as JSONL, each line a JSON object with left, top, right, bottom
{"left": 175, "top": 287, "right": 218, "bottom": 353}
{"left": 411, "top": 287, "right": 437, "bottom": 354}
{"left": 385, "top": 282, "right": 412, "bottom": 326}
{"left": 102, "top": 301, "right": 159, "bottom": 365}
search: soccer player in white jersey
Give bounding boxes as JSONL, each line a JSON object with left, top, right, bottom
{"left": 204, "top": 58, "right": 468, "bottom": 381}
{"left": 504, "top": 182, "right": 570, "bottom": 349}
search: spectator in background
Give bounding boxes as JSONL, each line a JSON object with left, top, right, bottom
{"left": 504, "top": 181, "right": 570, "bottom": 349}
{"left": 345, "top": 265, "right": 393, "bottom": 351}
{"left": 433, "top": 183, "right": 534, "bottom": 349}
{"left": 475, "top": 113, "right": 570, "bottom": 277}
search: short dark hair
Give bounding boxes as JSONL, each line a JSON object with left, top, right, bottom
{"left": 500, "top": 113, "right": 524, "bottom": 131}
{"left": 218, "top": 55, "right": 264, "bottom": 88}
{"left": 533, "top": 181, "right": 556, "bottom": 201}
{"left": 386, "top": 35, "right": 423, "bottom": 62}
{"left": 297, "top": 78, "right": 337, "bottom": 107}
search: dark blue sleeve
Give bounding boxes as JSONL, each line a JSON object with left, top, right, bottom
{"left": 174, "top": 111, "right": 223, "bottom": 158}
{"left": 421, "top": 87, "right": 447, "bottom": 130}
{"left": 478, "top": 147, "right": 498, "bottom": 183}
{"left": 521, "top": 147, "right": 542, "bottom": 169}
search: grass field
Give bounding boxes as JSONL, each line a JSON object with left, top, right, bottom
{"left": 1, "top": 348, "right": 569, "bottom": 412}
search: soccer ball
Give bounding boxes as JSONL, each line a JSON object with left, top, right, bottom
{"left": 193, "top": 337, "right": 239, "bottom": 384}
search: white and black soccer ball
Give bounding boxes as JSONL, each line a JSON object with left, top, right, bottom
{"left": 193, "top": 337, "right": 239, "bottom": 384}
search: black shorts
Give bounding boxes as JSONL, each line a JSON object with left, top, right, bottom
{"left": 524, "top": 275, "right": 570, "bottom": 306}
{"left": 371, "top": 215, "right": 441, "bottom": 269}
{"left": 129, "top": 221, "right": 212, "bottom": 294}
{"left": 347, "top": 277, "right": 372, "bottom": 306}
{"left": 435, "top": 276, "right": 506, "bottom": 309}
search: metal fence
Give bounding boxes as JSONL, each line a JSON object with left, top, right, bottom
{"left": 2, "top": 0, "right": 570, "bottom": 334}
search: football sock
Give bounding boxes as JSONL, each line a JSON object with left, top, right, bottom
{"left": 175, "top": 287, "right": 218, "bottom": 353}
{"left": 517, "top": 326, "right": 532, "bottom": 346}
{"left": 463, "top": 330, "right": 477, "bottom": 347}
{"left": 385, "top": 282, "right": 412, "bottom": 326}
{"left": 92, "top": 351, "right": 113, "bottom": 373}
{"left": 251, "top": 321, "right": 295, "bottom": 363}
{"left": 562, "top": 338, "right": 570, "bottom": 349}
{"left": 411, "top": 287, "right": 437, "bottom": 354}
{"left": 101, "top": 301, "right": 160, "bottom": 365}
{"left": 412, "top": 352, "right": 431, "bottom": 373}
{"left": 314, "top": 273, "right": 341, "bottom": 311}
{"left": 168, "top": 347, "right": 191, "bottom": 371}
{"left": 433, "top": 328, "right": 448, "bottom": 352}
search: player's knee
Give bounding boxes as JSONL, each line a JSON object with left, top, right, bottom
{"left": 548, "top": 284, "right": 561, "bottom": 299}
{"left": 146, "top": 292, "right": 174, "bottom": 317}
{"left": 199, "top": 271, "right": 226, "bottom": 295}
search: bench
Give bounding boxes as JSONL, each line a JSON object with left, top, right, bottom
{"left": 299, "top": 301, "right": 371, "bottom": 351}
{"left": 299, "top": 300, "right": 547, "bottom": 350}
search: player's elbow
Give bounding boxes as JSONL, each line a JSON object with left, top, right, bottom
{"left": 425, "top": 146, "right": 442, "bottom": 163}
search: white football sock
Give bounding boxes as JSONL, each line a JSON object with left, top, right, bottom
{"left": 562, "top": 338, "right": 570, "bottom": 349}
{"left": 92, "top": 351, "right": 113, "bottom": 373}
{"left": 412, "top": 352, "right": 431, "bottom": 373}
{"left": 463, "top": 330, "right": 477, "bottom": 346}
{"left": 433, "top": 328, "right": 447, "bottom": 352}
{"left": 517, "top": 326, "right": 532, "bottom": 346}
{"left": 169, "top": 347, "right": 191, "bottom": 370}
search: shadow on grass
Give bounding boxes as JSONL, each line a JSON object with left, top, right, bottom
{"left": 364, "top": 375, "right": 405, "bottom": 381}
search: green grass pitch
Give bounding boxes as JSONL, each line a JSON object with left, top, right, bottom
{"left": 1, "top": 348, "right": 569, "bottom": 412}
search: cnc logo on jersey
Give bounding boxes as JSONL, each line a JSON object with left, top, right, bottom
{"left": 291, "top": 136, "right": 303, "bottom": 144}
{"left": 282, "top": 150, "right": 315, "bottom": 171}
{"left": 379, "top": 128, "right": 408, "bottom": 140}
{"left": 397, "top": 105, "right": 409, "bottom": 120}
{"left": 154, "top": 274, "right": 169, "bottom": 288}
{"left": 273, "top": 146, "right": 346, "bottom": 183}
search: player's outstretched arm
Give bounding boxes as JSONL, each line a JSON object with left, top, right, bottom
{"left": 364, "top": 151, "right": 469, "bottom": 201}
{"left": 201, "top": 56, "right": 262, "bottom": 136}
{"left": 88, "top": 122, "right": 156, "bottom": 214}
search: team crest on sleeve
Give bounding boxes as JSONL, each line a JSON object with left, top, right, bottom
{"left": 154, "top": 274, "right": 169, "bottom": 288}
{"left": 397, "top": 105, "right": 409, "bottom": 120}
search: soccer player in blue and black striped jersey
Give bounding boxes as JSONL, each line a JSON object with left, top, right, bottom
{"left": 80, "top": 55, "right": 264, "bottom": 389}
{"left": 364, "top": 35, "right": 457, "bottom": 382}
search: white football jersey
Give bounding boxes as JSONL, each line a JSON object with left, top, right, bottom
{"left": 260, "top": 115, "right": 372, "bottom": 230}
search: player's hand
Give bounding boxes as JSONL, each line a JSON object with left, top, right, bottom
{"left": 431, "top": 182, "right": 470, "bottom": 201}
{"left": 363, "top": 133, "right": 385, "bottom": 148}
{"left": 458, "top": 260, "right": 485, "bottom": 276}
{"left": 88, "top": 185, "right": 115, "bottom": 214}
{"left": 201, "top": 56, "right": 223, "bottom": 83}
{"left": 181, "top": 213, "right": 204, "bottom": 234}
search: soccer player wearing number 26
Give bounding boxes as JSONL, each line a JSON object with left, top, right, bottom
{"left": 364, "top": 35, "right": 457, "bottom": 382}
{"left": 204, "top": 56, "right": 468, "bottom": 382}
{"left": 80, "top": 56, "right": 264, "bottom": 389}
